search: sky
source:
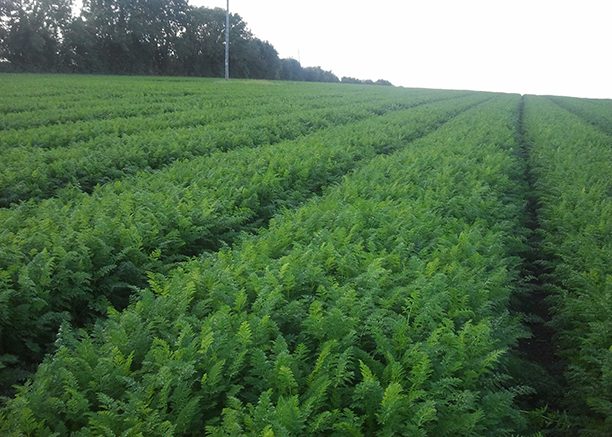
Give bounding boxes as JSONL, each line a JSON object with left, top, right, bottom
{"left": 193, "top": 0, "right": 612, "bottom": 98}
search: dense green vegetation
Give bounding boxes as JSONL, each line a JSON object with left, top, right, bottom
{"left": 0, "top": 81, "right": 465, "bottom": 206}
{"left": 0, "top": 90, "right": 485, "bottom": 389}
{"left": 523, "top": 97, "right": 611, "bottom": 434}
{"left": 0, "top": 75, "right": 610, "bottom": 435}
{"left": 547, "top": 96, "right": 612, "bottom": 136}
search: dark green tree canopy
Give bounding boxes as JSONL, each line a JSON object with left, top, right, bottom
{"left": 0, "top": 0, "right": 380, "bottom": 82}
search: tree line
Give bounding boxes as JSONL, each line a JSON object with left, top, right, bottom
{"left": 0, "top": 0, "right": 391, "bottom": 85}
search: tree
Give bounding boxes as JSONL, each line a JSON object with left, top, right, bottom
{"left": 0, "top": 1, "right": 351, "bottom": 83}
{"left": 341, "top": 76, "right": 392, "bottom": 86}
{"left": 280, "top": 58, "right": 304, "bottom": 81}
{"left": 60, "top": 15, "right": 102, "bottom": 72}
{"left": 302, "top": 66, "right": 339, "bottom": 83}
{"left": 279, "top": 59, "right": 339, "bottom": 83}
{"left": 1, "top": 0, "right": 72, "bottom": 70}
{"left": 80, "top": 0, "right": 188, "bottom": 74}
{"left": 233, "top": 38, "right": 280, "bottom": 79}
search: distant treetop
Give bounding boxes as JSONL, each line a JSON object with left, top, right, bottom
{"left": 341, "top": 77, "right": 393, "bottom": 86}
{"left": 0, "top": 0, "right": 389, "bottom": 84}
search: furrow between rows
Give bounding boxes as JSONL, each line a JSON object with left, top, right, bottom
{"left": 519, "top": 96, "right": 611, "bottom": 434}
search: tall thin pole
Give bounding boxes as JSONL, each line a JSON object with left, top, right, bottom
{"left": 224, "top": 0, "right": 230, "bottom": 80}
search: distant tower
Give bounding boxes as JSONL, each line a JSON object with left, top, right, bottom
{"left": 225, "top": 0, "right": 230, "bottom": 80}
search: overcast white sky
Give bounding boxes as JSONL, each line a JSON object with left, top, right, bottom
{"left": 194, "top": 0, "right": 611, "bottom": 98}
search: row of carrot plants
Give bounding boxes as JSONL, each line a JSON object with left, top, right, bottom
{"left": 0, "top": 91, "right": 389, "bottom": 149}
{"left": 0, "top": 92, "right": 255, "bottom": 131}
{"left": 548, "top": 96, "right": 612, "bottom": 136}
{"left": 523, "top": 97, "right": 611, "bottom": 434}
{"left": 0, "top": 95, "right": 532, "bottom": 435}
{"left": 0, "top": 94, "right": 486, "bottom": 393}
{"left": 0, "top": 75, "right": 382, "bottom": 114}
{"left": 0, "top": 80, "right": 393, "bottom": 134}
{"left": 0, "top": 94, "right": 462, "bottom": 207}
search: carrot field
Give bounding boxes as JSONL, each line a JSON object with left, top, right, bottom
{"left": 0, "top": 74, "right": 610, "bottom": 435}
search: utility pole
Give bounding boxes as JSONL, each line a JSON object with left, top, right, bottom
{"left": 225, "top": 0, "right": 230, "bottom": 80}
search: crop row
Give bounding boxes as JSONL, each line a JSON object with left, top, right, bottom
{"left": 0, "top": 91, "right": 391, "bottom": 149}
{"left": 0, "top": 76, "right": 390, "bottom": 114}
{"left": 0, "top": 81, "right": 406, "bottom": 134}
{"left": 0, "top": 94, "right": 232, "bottom": 131}
{"left": 0, "top": 92, "right": 323, "bottom": 131}
{"left": 548, "top": 96, "right": 612, "bottom": 136}
{"left": 0, "top": 93, "right": 466, "bottom": 207}
{"left": 523, "top": 97, "right": 611, "bottom": 434}
{"left": 0, "top": 94, "right": 487, "bottom": 393}
{"left": 0, "top": 95, "right": 531, "bottom": 435}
